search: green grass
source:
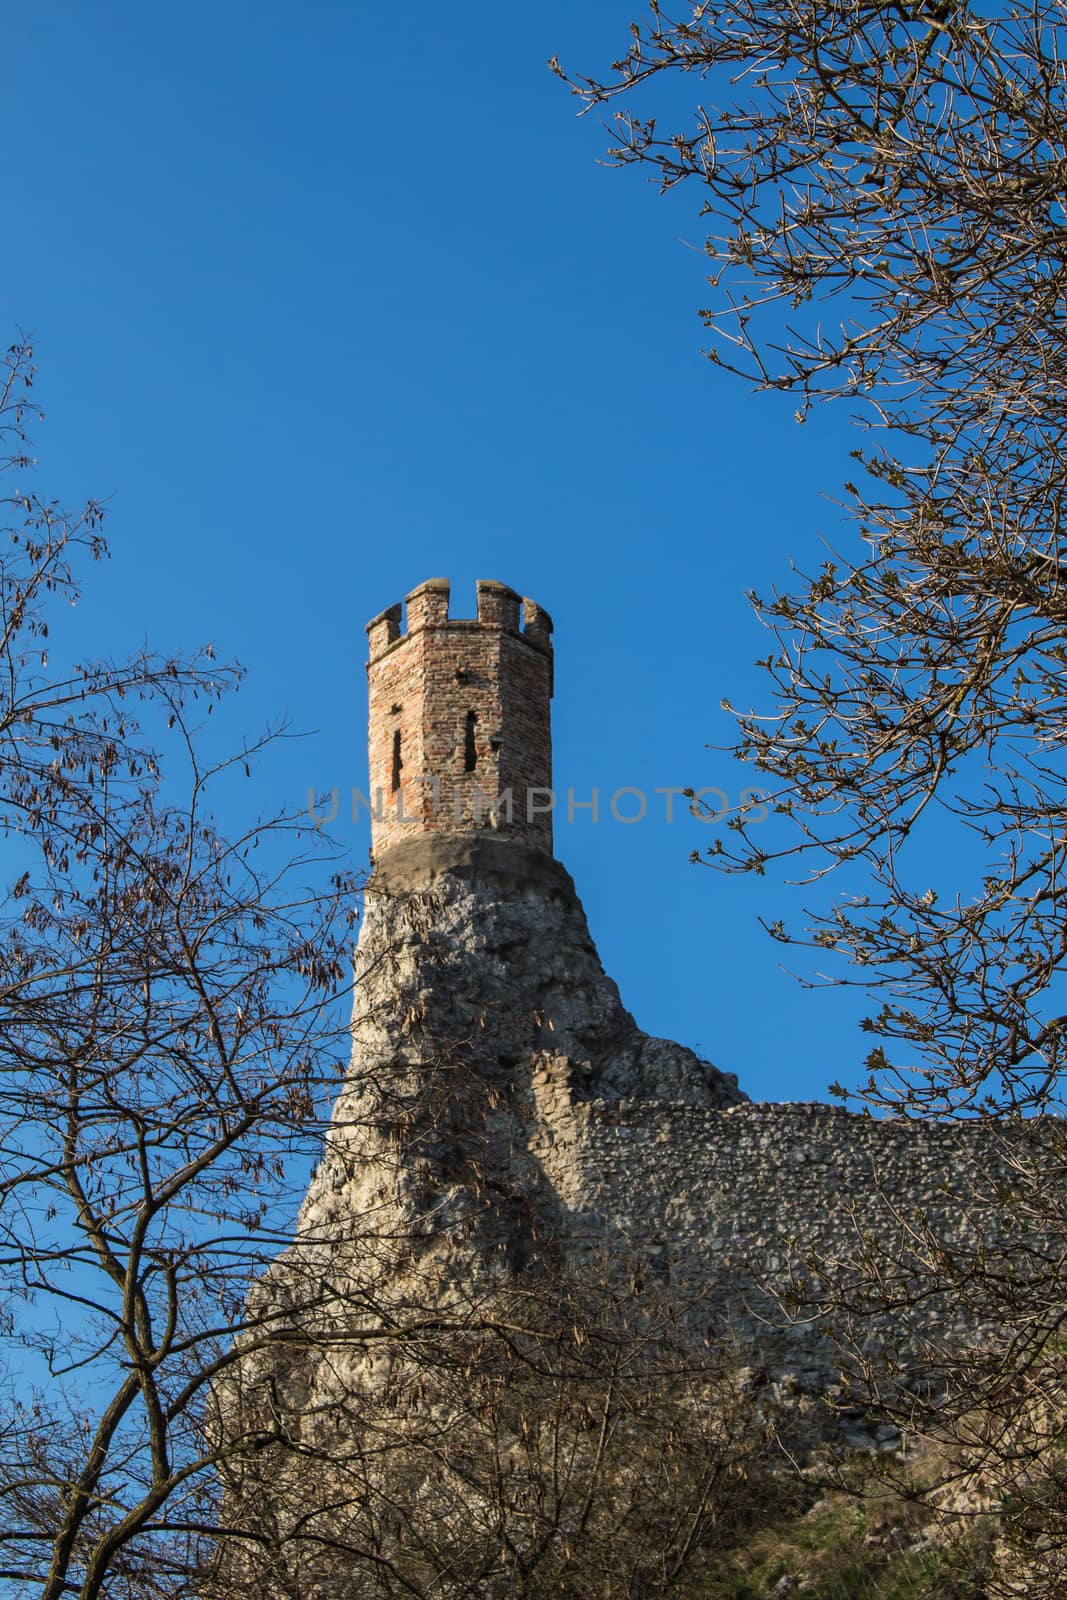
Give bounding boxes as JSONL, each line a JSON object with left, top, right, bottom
{"left": 692, "top": 1482, "right": 983, "bottom": 1600}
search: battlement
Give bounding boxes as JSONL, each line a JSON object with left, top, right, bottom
{"left": 364, "top": 579, "right": 555, "bottom": 863}
{"left": 366, "top": 579, "right": 554, "bottom": 663}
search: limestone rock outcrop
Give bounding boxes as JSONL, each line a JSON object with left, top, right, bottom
{"left": 264, "top": 834, "right": 745, "bottom": 1320}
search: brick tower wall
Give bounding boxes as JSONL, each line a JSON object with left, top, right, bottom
{"left": 365, "top": 579, "right": 554, "bottom": 862}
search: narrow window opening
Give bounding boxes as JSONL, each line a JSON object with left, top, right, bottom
{"left": 464, "top": 710, "right": 478, "bottom": 773}
{"left": 391, "top": 729, "right": 403, "bottom": 792}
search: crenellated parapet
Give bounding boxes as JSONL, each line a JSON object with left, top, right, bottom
{"left": 364, "top": 579, "right": 554, "bottom": 863}
{"left": 366, "top": 579, "right": 553, "bottom": 661}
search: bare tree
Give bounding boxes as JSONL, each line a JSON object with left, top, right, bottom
{"left": 0, "top": 339, "right": 361, "bottom": 1597}
{"left": 209, "top": 1270, "right": 787, "bottom": 1600}
{"left": 560, "top": 3, "right": 1067, "bottom": 1585}
{"left": 559, "top": 0, "right": 1067, "bottom": 1115}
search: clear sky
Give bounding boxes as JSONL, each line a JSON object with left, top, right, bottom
{"left": 3, "top": 3, "right": 882, "bottom": 1102}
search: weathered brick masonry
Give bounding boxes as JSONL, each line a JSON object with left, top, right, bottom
{"left": 366, "top": 578, "right": 554, "bottom": 859}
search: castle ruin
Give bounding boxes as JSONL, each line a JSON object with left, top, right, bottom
{"left": 215, "top": 579, "right": 1014, "bottom": 1590}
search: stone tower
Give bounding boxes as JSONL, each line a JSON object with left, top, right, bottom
{"left": 216, "top": 579, "right": 1014, "bottom": 1593}
{"left": 245, "top": 576, "right": 744, "bottom": 1315}
{"left": 245, "top": 575, "right": 1005, "bottom": 1343}
{"left": 366, "top": 578, "right": 554, "bottom": 860}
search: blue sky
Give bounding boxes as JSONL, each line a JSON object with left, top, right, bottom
{"left": 4, "top": 3, "right": 881, "bottom": 1102}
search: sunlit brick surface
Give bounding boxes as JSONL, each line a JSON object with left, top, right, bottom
{"left": 365, "top": 579, "right": 554, "bottom": 862}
